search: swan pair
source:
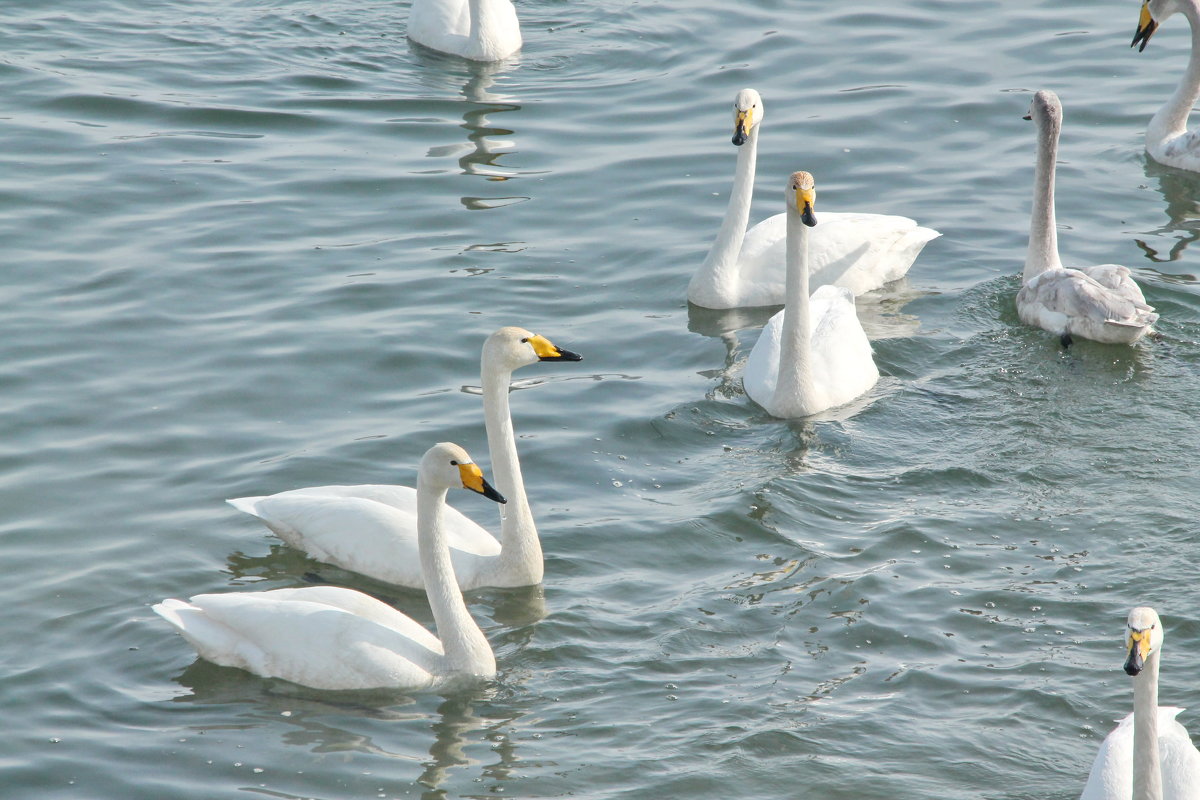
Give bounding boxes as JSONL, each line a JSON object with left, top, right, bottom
{"left": 1080, "top": 607, "right": 1200, "bottom": 799}
{"left": 157, "top": 328, "right": 582, "bottom": 690}
{"left": 688, "top": 88, "right": 940, "bottom": 310}
{"left": 1017, "top": 90, "right": 1158, "bottom": 345}
{"left": 407, "top": 0, "right": 521, "bottom": 61}
{"left": 1132, "top": 0, "right": 1200, "bottom": 172}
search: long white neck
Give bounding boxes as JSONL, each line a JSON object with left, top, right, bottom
{"left": 772, "top": 206, "right": 816, "bottom": 415}
{"left": 689, "top": 127, "right": 759, "bottom": 307}
{"left": 1148, "top": 3, "right": 1200, "bottom": 155}
{"left": 417, "top": 481, "right": 495, "bottom": 677}
{"left": 1025, "top": 110, "right": 1063, "bottom": 282}
{"left": 481, "top": 358, "right": 542, "bottom": 585}
{"left": 1132, "top": 649, "right": 1163, "bottom": 800}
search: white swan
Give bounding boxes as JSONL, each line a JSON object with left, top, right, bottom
{"left": 1016, "top": 90, "right": 1158, "bottom": 346}
{"left": 228, "top": 327, "right": 581, "bottom": 591}
{"left": 687, "top": 88, "right": 940, "bottom": 309}
{"left": 155, "top": 443, "right": 505, "bottom": 691}
{"left": 743, "top": 171, "right": 879, "bottom": 418}
{"left": 1080, "top": 607, "right": 1200, "bottom": 800}
{"left": 408, "top": 0, "right": 521, "bottom": 62}
{"left": 1132, "top": 0, "right": 1200, "bottom": 172}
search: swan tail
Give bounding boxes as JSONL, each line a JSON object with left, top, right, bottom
{"left": 226, "top": 496, "right": 266, "bottom": 517}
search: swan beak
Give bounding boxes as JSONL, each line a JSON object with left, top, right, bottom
{"left": 797, "top": 187, "right": 818, "bottom": 227}
{"left": 732, "top": 109, "right": 752, "bottom": 146}
{"left": 1023, "top": 112, "right": 1032, "bottom": 121}
{"left": 1124, "top": 628, "right": 1151, "bottom": 676}
{"left": 459, "top": 463, "right": 507, "bottom": 504}
{"left": 1132, "top": 1, "right": 1158, "bottom": 52}
{"left": 527, "top": 333, "right": 583, "bottom": 362}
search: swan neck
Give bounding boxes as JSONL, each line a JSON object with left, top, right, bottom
{"left": 691, "top": 128, "right": 759, "bottom": 306}
{"left": 773, "top": 207, "right": 815, "bottom": 413}
{"left": 481, "top": 358, "right": 542, "bottom": 584}
{"left": 1132, "top": 649, "right": 1163, "bottom": 800}
{"left": 1148, "top": 5, "right": 1200, "bottom": 153}
{"left": 1025, "top": 112, "right": 1063, "bottom": 282}
{"left": 417, "top": 481, "right": 494, "bottom": 676}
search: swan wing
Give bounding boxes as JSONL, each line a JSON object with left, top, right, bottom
{"left": 1078, "top": 708, "right": 1200, "bottom": 800}
{"left": 407, "top": 0, "right": 520, "bottom": 61}
{"left": 1017, "top": 268, "right": 1158, "bottom": 344}
{"left": 228, "top": 486, "right": 501, "bottom": 588}
{"left": 736, "top": 212, "right": 939, "bottom": 305}
{"left": 154, "top": 589, "right": 442, "bottom": 690}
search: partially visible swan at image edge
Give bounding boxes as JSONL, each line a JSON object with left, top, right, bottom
{"left": 1016, "top": 90, "right": 1158, "bottom": 346}
{"left": 743, "top": 171, "right": 878, "bottom": 418}
{"left": 1079, "top": 607, "right": 1200, "bottom": 800}
{"left": 154, "top": 443, "right": 506, "bottom": 691}
{"left": 408, "top": 0, "right": 521, "bottom": 62}
{"left": 227, "top": 327, "right": 582, "bottom": 591}
{"left": 687, "top": 88, "right": 940, "bottom": 310}
{"left": 1131, "top": 0, "right": 1200, "bottom": 172}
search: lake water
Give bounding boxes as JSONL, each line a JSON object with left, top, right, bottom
{"left": 4, "top": 0, "right": 1200, "bottom": 797}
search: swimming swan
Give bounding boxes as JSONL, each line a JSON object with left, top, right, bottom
{"left": 687, "top": 88, "right": 940, "bottom": 309}
{"left": 1080, "top": 607, "right": 1200, "bottom": 800}
{"left": 743, "top": 171, "right": 879, "bottom": 418}
{"left": 227, "top": 327, "right": 581, "bottom": 591}
{"left": 1016, "top": 90, "right": 1158, "bottom": 346}
{"left": 155, "top": 443, "right": 505, "bottom": 691}
{"left": 408, "top": 0, "right": 521, "bottom": 62}
{"left": 1132, "top": 0, "right": 1200, "bottom": 172}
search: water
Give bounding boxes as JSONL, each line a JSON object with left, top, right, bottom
{"left": 3, "top": 0, "right": 1200, "bottom": 797}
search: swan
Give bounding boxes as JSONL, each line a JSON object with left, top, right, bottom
{"left": 1080, "top": 607, "right": 1200, "bottom": 800}
{"left": 227, "top": 327, "right": 581, "bottom": 591}
{"left": 154, "top": 442, "right": 505, "bottom": 691}
{"left": 407, "top": 0, "right": 521, "bottom": 62}
{"left": 1016, "top": 90, "right": 1159, "bottom": 346}
{"left": 1132, "top": 0, "right": 1200, "bottom": 172}
{"left": 687, "top": 88, "right": 940, "bottom": 309}
{"left": 743, "top": 171, "right": 879, "bottom": 418}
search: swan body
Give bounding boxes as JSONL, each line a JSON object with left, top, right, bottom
{"left": 228, "top": 328, "right": 581, "bottom": 591}
{"left": 155, "top": 443, "right": 506, "bottom": 691}
{"left": 408, "top": 0, "right": 521, "bottom": 62}
{"left": 1017, "top": 90, "right": 1158, "bottom": 345}
{"left": 743, "top": 171, "right": 879, "bottom": 418}
{"left": 688, "top": 88, "right": 940, "bottom": 310}
{"left": 1132, "top": 0, "right": 1200, "bottom": 172}
{"left": 1080, "top": 607, "right": 1200, "bottom": 800}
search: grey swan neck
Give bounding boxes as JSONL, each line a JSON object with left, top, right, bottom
{"left": 773, "top": 205, "right": 815, "bottom": 415}
{"left": 416, "top": 481, "right": 494, "bottom": 677}
{"left": 1149, "top": 3, "right": 1200, "bottom": 155}
{"left": 691, "top": 127, "right": 759, "bottom": 307}
{"left": 1025, "top": 107, "right": 1063, "bottom": 283}
{"left": 481, "top": 359, "right": 542, "bottom": 585}
{"left": 1132, "top": 648, "right": 1164, "bottom": 800}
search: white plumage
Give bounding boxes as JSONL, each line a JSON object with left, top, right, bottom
{"left": 408, "top": 0, "right": 521, "bottom": 62}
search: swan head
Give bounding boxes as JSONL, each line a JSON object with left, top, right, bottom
{"left": 786, "top": 171, "right": 818, "bottom": 227}
{"left": 1132, "top": 0, "right": 1177, "bottom": 51}
{"left": 1123, "top": 606, "right": 1164, "bottom": 676}
{"left": 422, "top": 442, "right": 506, "bottom": 503}
{"left": 1022, "top": 90, "right": 1062, "bottom": 129}
{"left": 731, "top": 88, "right": 763, "bottom": 146}
{"left": 484, "top": 326, "right": 582, "bottom": 372}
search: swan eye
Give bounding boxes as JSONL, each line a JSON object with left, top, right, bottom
{"left": 450, "top": 460, "right": 459, "bottom": 465}
{"left": 521, "top": 337, "right": 530, "bottom": 343}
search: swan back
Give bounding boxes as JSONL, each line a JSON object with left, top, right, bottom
{"left": 408, "top": 0, "right": 521, "bottom": 62}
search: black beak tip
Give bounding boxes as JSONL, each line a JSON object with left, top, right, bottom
{"left": 1124, "top": 662, "right": 1142, "bottom": 677}
{"left": 481, "top": 482, "right": 507, "bottom": 504}
{"left": 1022, "top": 113, "right": 1032, "bottom": 121}
{"left": 732, "top": 131, "right": 746, "bottom": 146}
{"left": 801, "top": 207, "right": 818, "bottom": 227}
{"left": 540, "top": 348, "right": 582, "bottom": 362}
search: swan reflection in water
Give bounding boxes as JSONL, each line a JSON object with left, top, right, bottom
{"left": 410, "top": 50, "right": 532, "bottom": 211}
{"left": 1133, "top": 158, "right": 1200, "bottom": 280}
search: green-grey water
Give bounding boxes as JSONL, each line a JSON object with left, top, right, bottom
{"left": 4, "top": 0, "right": 1200, "bottom": 797}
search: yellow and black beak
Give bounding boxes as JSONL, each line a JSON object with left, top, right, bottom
{"left": 733, "top": 108, "right": 753, "bottom": 146}
{"left": 1124, "top": 628, "right": 1151, "bottom": 676}
{"left": 458, "top": 462, "right": 506, "bottom": 504}
{"left": 1132, "top": 1, "right": 1159, "bottom": 52}
{"left": 797, "top": 187, "right": 817, "bottom": 227}
{"left": 527, "top": 333, "right": 582, "bottom": 362}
